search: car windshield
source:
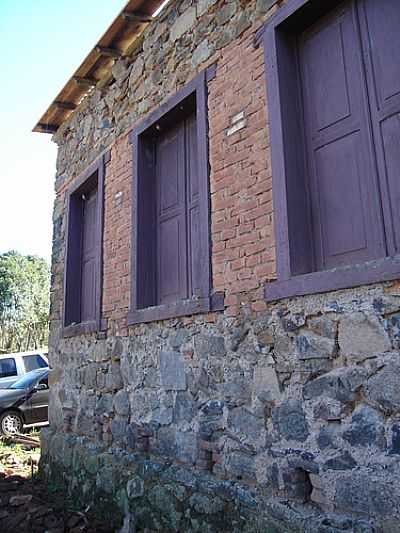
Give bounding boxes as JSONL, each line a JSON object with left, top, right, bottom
{"left": 10, "top": 370, "right": 48, "bottom": 390}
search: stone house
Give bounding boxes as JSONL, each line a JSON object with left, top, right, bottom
{"left": 35, "top": 0, "right": 400, "bottom": 531}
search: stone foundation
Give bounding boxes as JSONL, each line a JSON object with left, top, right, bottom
{"left": 41, "top": 430, "right": 376, "bottom": 532}
{"left": 45, "top": 281, "right": 400, "bottom": 532}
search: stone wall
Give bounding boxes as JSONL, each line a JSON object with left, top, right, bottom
{"left": 46, "top": 278, "right": 400, "bottom": 531}
{"left": 45, "top": 0, "right": 400, "bottom": 531}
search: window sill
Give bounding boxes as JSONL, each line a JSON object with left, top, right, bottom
{"left": 62, "top": 320, "right": 98, "bottom": 338}
{"left": 265, "top": 255, "right": 400, "bottom": 302}
{"left": 127, "top": 293, "right": 224, "bottom": 325}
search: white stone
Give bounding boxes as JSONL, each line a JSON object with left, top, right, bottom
{"left": 170, "top": 7, "right": 197, "bottom": 42}
{"left": 160, "top": 350, "right": 187, "bottom": 390}
{"left": 338, "top": 312, "right": 391, "bottom": 361}
{"left": 191, "top": 40, "right": 211, "bottom": 67}
{"left": 253, "top": 365, "right": 281, "bottom": 400}
{"left": 227, "top": 119, "right": 247, "bottom": 137}
{"left": 197, "top": 0, "right": 218, "bottom": 17}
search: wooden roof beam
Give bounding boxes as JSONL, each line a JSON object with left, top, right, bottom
{"left": 73, "top": 76, "right": 97, "bottom": 88}
{"left": 122, "top": 11, "right": 153, "bottom": 23}
{"left": 36, "top": 123, "right": 58, "bottom": 134}
{"left": 54, "top": 101, "right": 77, "bottom": 111}
{"left": 95, "top": 46, "right": 122, "bottom": 58}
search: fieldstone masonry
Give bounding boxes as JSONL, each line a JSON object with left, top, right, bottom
{"left": 42, "top": 0, "right": 400, "bottom": 531}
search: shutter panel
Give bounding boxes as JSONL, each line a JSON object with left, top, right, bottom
{"left": 359, "top": 0, "right": 400, "bottom": 254}
{"left": 65, "top": 196, "right": 83, "bottom": 326}
{"left": 80, "top": 188, "right": 97, "bottom": 322}
{"left": 186, "top": 113, "right": 202, "bottom": 297}
{"left": 156, "top": 122, "right": 188, "bottom": 305}
{"left": 298, "top": 2, "right": 385, "bottom": 271}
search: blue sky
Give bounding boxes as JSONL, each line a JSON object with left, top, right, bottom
{"left": 0, "top": 1, "right": 127, "bottom": 262}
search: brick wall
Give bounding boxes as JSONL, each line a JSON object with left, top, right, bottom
{"left": 102, "top": 134, "right": 132, "bottom": 336}
{"left": 94, "top": 22, "right": 274, "bottom": 336}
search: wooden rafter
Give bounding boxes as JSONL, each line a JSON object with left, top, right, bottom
{"left": 95, "top": 46, "right": 122, "bottom": 58}
{"left": 33, "top": 0, "right": 165, "bottom": 134}
{"left": 122, "top": 11, "right": 153, "bottom": 23}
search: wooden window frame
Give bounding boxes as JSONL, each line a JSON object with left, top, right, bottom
{"left": 261, "top": 0, "right": 400, "bottom": 301}
{"left": 63, "top": 154, "right": 106, "bottom": 337}
{"left": 128, "top": 67, "right": 223, "bottom": 325}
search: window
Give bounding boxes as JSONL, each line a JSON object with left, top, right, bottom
{"left": 128, "top": 69, "right": 223, "bottom": 324}
{"left": 262, "top": 0, "right": 400, "bottom": 300}
{"left": 0, "top": 358, "right": 17, "bottom": 379}
{"left": 63, "top": 156, "right": 105, "bottom": 336}
{"left": 23, "top": 354, "right": 48, "bottom": 373}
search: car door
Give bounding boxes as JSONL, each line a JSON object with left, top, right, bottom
{"left": 26, "top": 380, "right": 49, "bottom": 424}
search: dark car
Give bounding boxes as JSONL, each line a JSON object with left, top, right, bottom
{"left": 0, "top": 368, "right": 49, "bottom": 435}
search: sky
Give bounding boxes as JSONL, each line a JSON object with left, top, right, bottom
{"left": 0, "top": 0, "right": 127, "bottom": 263}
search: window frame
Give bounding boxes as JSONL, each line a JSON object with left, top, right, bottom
{"left": 63, "top": 154, "right": 106, "bottom": 337}
{"left": 261, "top": 0, "right": 400, "bottom": 301}
{"left": 128, "top": 68, "right": 223, "bottom": 325}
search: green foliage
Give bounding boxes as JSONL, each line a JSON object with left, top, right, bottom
{"left": 0, "top": 251, "right": 50, "bottom": 353}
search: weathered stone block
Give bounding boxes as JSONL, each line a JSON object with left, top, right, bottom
{"left": 342, "top": 405, "right": 386, "bottom": 449}
{"left": 324, "top": 451, "right": 357, "bottom": 471}
{"left": 225, "top": 452, "right": 256, "bottom": 482}
{"left": 256, "top": 0, "right": 279, "bottom": 13}
{"left": 169, "top": 329, "right": 189, "bottom": 350}
{"left": 188, "top": 493, "right": 224, "bottom": 514}
{"left": 160, "top": 351, "right": 186, "bottom": 391}
{"left": 196, "top": 0, "right": 218, "bottom": 17}
{"left": 170, "top": 7, "right": 196, "bottom": 42}
{"left": 216, "top": 3, "right": 237, "bottom": 25}
{"left": 156, "top": 426, "right": 177, "bottom": 457}
{"left": 173, "top": 392, "right": 195, "bottom": 423}
{"left": 253, "top": 365, "right": 281, "bottom": 401}
{"left": 390, "top": 424, "right": 400, "bottom": 455}
{"left": 192, "top": 40, "right": 212, "bottom": 67}
{"left": 201, "top": 400, "right": 223, "bottom": 417}
{"left": 365, "top": 360, "right": 400, "bottom": 414}
{"left": 228, "top": 407, "right": 264, "bottom": 440}
{"left": 111, "top": 418, "right": 128, "bottom": 441}
{"left": 335, "top": 473, "right": 399, "bottom": 517}
{"left": 126, "top": 476, "right": 144, "bottom": 499}
{"left": 272, "top": 400, "right": 309, "bottom": 442}
{"left": 194, "top": 335, "right": 226, "bottom": 358}
{"left": 296, "top": 331, "right": 336, "bottom": 359}
{"left": 114, "top": 390, "right": 130, "bottom": 417}
{"left": 303, "top": 366, "right": 366, "bottom": 403}
{"left": 95, "top": 393, "right": 113, "bottom": 416}
{"left": 128, "top": 56, "right": 144, "bottom": 87}
{"left": 313, "top": 397, "right": 346, "bottom": 421}
{"left": 176, "top": 431, "right": 198, "bottom": 465}
{"left": 111, "top": 59, "right": 129, "bottom": 83}
{"left": 105, "top": 362, "right": 123, "bottom": 390}
{"left": 338, "top": 312, "right": 391, "bottom": 361}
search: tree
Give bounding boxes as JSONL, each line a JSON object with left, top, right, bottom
{"left": 0, "top": 251, "right": 50, "bottom": 353}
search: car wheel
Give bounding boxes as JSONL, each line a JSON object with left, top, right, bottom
{"left": 0, "top": 411, "right": 24, "bottom": 436}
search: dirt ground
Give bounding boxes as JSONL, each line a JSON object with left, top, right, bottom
{"left": 0, "top": 436, "right": 116, "bottom": 533}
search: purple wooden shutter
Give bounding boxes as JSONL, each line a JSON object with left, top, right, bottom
{"left": 65, "top": 196, "right": 83, "bottom": 325}
{"left": 80, "top": 188, "right": 97, "bottom": 322}
{"left": 156, "top": 122, "right": 188, "bottom": 305}
{"left": 186, "top": 113, "right": 202, "bottom": 297}
{"left": 359, "top": 0, "right": 400, "bottom": 255}
{"left": 298, "top": 2, "right": 385, "bottom": 271}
